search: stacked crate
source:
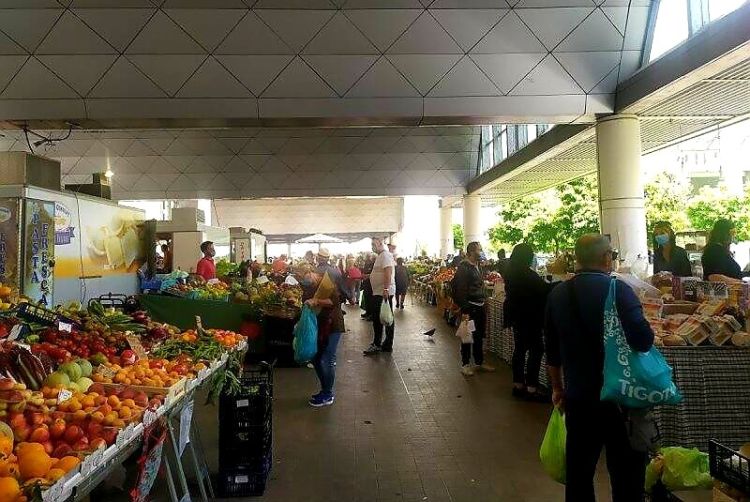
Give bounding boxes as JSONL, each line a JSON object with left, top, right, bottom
{"left": 218, "top": 362, "right": 273, "bottom": 497}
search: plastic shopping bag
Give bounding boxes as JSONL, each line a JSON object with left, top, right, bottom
{"left": 645, "top": 447, "right": 712, "bottom": 492}
{"left": 293, "top": 304, "right": 318, "bottom": 364}
{"left": 380, "top": 298, "right": 394, "bottom": 326}
{"left": 455, "top": 319, "right": 473, "bottom": 343}
{"left": 539, "top": 408, "right": 566, "bottom": 484}
{"left": 601, "top": 278, "right": 682, "bottom": 408}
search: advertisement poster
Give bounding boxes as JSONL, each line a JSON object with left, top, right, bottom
{"left": 78, "top": 198, "right": 145, "bottom": 278}
{"left": 23, "top": 199, "right": 54, "bottom": 306}
{"left": 0, "top": 198, "right": 20, "bottom": 289}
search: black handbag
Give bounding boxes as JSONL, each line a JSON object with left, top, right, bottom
{"left": 622, "top": 406, "right": 661, "bottom": 453}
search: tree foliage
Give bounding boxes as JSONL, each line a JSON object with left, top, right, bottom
{"left": 452, "top": 224, "right": 464, "bottom": 252}
{"left": 644, "top": 172, "right": 690, "bottom": 232}
{"left": 488, "top": 175, "right": 600, "bottom": 253}
{"left": 686, "top": 185, "right": 750, "bottom": 240}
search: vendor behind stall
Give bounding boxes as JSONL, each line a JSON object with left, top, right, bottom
{"left": 652, "top": 221, "right": 692, "bottom": 277}
{"left": 701, "top": 219, "right": 747, "bottom": 283}
{"left": 196, "top": 241, "right": 216, "bottom": 281}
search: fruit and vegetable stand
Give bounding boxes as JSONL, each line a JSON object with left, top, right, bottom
{"left": 0, "top": 297, "right": 265, "bottom": 502}
{"left": 140, "top": 294, "right": 262, "bottom": 335}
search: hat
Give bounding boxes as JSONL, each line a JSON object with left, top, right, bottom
{"left": 317, "top": 248, "right": 331, "bottom": 258}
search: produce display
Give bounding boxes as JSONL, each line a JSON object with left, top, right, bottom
{"left": 0, "top": 299, "right": 247, "bottom": 501}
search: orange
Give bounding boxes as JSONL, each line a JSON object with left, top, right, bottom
{"left": 18, "top": 450, "right": 52, "bottom": 480}
{"left": 0, "top": 459, "right": 18, "bottom": 479}
{"left": 52, "top": 456, "right": 80, "bottom": 473}
{"left": 14, "top": 444, "right": 43, "bottom": 457}
{"left": 45, "top": 468, "right": 65, "bottom": 483}
{"left": 0, "top": 477, "right": 20, "bottom": 502}
{"left": 107, "top": 396, "right": 120, "bottom": 408}
{"left": 0, "top": 438, "right": 12, "bottom": 457}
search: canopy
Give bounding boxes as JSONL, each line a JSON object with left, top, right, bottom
{"left": 295, "top": 233, "right": 343, "bottom": 244}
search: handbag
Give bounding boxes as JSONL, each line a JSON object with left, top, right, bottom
{"left": 621, "top": 406, "right": 661, "bottom": 453}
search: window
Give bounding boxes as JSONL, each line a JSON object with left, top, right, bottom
{"left": 648, "top": 0, "right": 747, "bottom": 63}
{"left": 477, "top": 123, "right": 552, "bottom": 173}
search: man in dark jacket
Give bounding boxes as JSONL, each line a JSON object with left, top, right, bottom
{"left": 451, "top": 241, "right": 495, "bottom": 376}
{"left": 545, "top": 234, "right": 654, "bottom": 502}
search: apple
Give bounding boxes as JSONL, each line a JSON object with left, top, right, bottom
{"left": 28, "top": 412, "right": 45, "bottom": 426}
{"left": 9, "top": 413, "right": 26, "bottom": 429}
{"left": 0, "top": 378, "right": 15, "bottom": 391}
{"left": 134, "top": 392, "right": 148, "bottom": 408}
{"left": 100, "top": 428, "right": 117, "bottom": 446}
{"left": 64, "top": 425, "right": 83, "bottom": 445}
{"left": 49, "top": 419, "right": 66, "bottom": 439}
{"left": 120, "top": 389, "right": 135, "bottom": 401}
{"left": 13, "top": 425, "right": 30, "bottom": 442}
{"left": 52, "top": 443, "right": 73, "bottom": 459}
{"left": 90, "top": 438, "right": 107, "bottom": 450}
{"left": 87, "top": 422, "right": 103, "bottom": 438}
{"left": 72, "top": 437, "right": 89, "bottom": 452}
{"left": 29, "top": 425, "right": 50, "bottom": 443}
{"left": 42, "top": 441, "right": 54, "bottom": 455}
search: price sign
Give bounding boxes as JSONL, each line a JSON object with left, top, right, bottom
{"left": 58, "top": 321, "right": 72, "bottom": 333}
{"left": 97, "top": 365, "right": 116, "bottom": 380}
{"left": 124, "top": 334, "right": 148, "bottom": 360}
{"left": 8, "top": 324, "right": 23, "bottom": 341}
{"left": 57, "top": 389, "right": 73, "bottom": 404}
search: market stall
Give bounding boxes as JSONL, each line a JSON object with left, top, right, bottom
{"left": 0, "top": 298, "right": 268, "bottom": 501}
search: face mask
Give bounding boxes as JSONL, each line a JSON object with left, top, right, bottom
{"left": 655, "top": 234, "right": 669, "bottom": 246}
{"left": 478, "top": 251, "right": 486, "bottom": 262}
{"left": 531, "top": 255, "right": 538, "bottom": 269}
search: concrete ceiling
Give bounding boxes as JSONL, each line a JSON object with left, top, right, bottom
{"left": 0, "top": 125, "right": 480, "bottom": 198}
{"left": 0, "top": 0, "right": 652, "bottom": 128}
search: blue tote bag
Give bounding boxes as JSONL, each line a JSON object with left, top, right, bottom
{"left": 601, "top": 278, "right": 682, "bottom": 408}
{"left": 293, "top": 304, "right": 318, "bottom": 364}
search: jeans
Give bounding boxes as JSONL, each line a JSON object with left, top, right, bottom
{"left": 460, "top": 304, "right": 485, "bottom": 366}
{"left": 565, "top": 400, "right": 647, "bottom": 502}
{"left": 511, "top": 325, "right": 544, "bottom": 388}
{"left": 312, "top": 332, "right": 342, "bottom": 398}
{"left": 371, "top": 295, "right": 395, "bottom": 350}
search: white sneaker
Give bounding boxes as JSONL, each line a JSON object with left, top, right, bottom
{"left": 477, "top": 363, "right": 496, "bottom": 372}
{"left": 461, "top": 364, "right": 475, "bottom": 376}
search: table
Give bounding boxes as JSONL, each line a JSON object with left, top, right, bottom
{"left": 140, "top": 294, "right": 266, "bottom": 354}
{"left": 655, "top": 346, "right": 750, "bottom": 451}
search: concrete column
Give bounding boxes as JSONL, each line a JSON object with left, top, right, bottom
{"left": 596, "top": 114, "right": 648, "bottom": 261}
{"left": 439, "top": 200, "right": 453, "bottom": 258}
{"left": 463, "top": 194, "right": 482, "bottom": 246}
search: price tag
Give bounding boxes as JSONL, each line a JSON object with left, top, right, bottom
{"left": 43, "top": 481, "right": 63, "bottom": 502}
{"left": 8, "top": 324, "right": 23, "bottom": 341}
{"left": 57, "top": 389, "right": 73, "bottom": 404}
{"left": 96, "top": 365, "right": 116, "bottom": 380}
{"left": 124, "top": 334, "right": 148, "bottom": 360}
{"left": 58, "top": 321, "right": 72, "bottom": 333}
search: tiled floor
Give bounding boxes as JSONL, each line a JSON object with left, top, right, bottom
{"left": 210, "top": 300, "right": 603, "bottom": 502}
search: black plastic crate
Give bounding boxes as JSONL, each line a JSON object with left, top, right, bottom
{"left": 218, "top": 460, "right": 271, "bottom": 498}
{"left": 220, "top": 429, "right": 272, "bottom": 470}
{"left": 710, "top": 440, "right": 750, "bottom": 495}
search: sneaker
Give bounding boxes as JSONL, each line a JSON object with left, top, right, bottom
{"left": 306, "top": 362, "right": 314, "bottom": 369}
{"left": 461, "top": 364, "right": 475, "bottom": 376}
{"left": 363, "top": 344, "right": 381, "bottom": 356}
{"left": 310, "top": 391, "right": 323, "bottom": 400}
{"left": 477, "top": 363, "right": 496, "bottom": 372}
{"left": 309, "top": 394, "right": 334, "bottom": 407}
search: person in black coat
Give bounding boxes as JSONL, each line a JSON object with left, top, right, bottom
{"left": 652, "top": 221, "right": 693, "bottom": 277}
{"left": 702, "top": 218, "right": 747, "bottom": 282}
{"left": 504, "top": 243, "right": 553, "bottom": 401}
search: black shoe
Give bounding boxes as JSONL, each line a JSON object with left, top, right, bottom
{"left": 512, "top": 387, "right": 527, "bottom": 399}
{"left": 360, "top": 313, "right": 368, "bottom": 318}
{"left": 380, "top": 347, "right": 393, "bottom": 353}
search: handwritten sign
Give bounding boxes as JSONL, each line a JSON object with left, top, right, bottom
{"left": 125, "top": 333, "right": 148, "bottom": 360}
{"left": 57, "top": 389, "right": 73, "bottom": 404}
{"left": 58, "top": 321, "right": 72, "bottom": 333}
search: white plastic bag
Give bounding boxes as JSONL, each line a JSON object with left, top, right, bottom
{"left": 380, "top": 298, "right": 394, "bottom": 326}
{"left": 455, "top": 319, "right": 473, "bottom": 343}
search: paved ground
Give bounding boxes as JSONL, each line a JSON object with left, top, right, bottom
{"left": 210, "top": 300, "right": 607, "bottom": 502}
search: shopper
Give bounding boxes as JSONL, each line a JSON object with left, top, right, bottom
{"left": 394, "top": 257, "right": 410, "bottom": 309}
{"left": 652, "top": 221, "right": 692, "bottom": 277}
{"left": 360, "top": 253, "right": 376, "bottom": 321}
{"left": 545, "top": 234, "right": 654, "bottom": 502}
{"left": 504, "top": 243, "right": 551, "bottom": 401}
{"left": 363, "top": 238, "right": 396, "bottom": 355}
{"left": 272, "top": 254, "right": 289, "bottom": 274}
{"left": 304, "top": 250, "right": 315, "bottom": 266}
{"left": 451, "top": 242, "right": 495, "bottom": 376}
{"left": 702, "top": 219, "right": 746, "bottom": 282}
{"left": 315, "top": 249, "right": 350, "bottom": 302}
{"left": 451, "top": 250, "right": 465, "bottom": 268}
{"left": 495, "top": 249, "right": 508, "bottom": 276}
{"left": 345, "top": 257, "right": 362, "bottom": 306}
{"left": 161, "top": 244, "right": 173, "bottom": 273}
{"left": 305, "top": 251, "right": 345, "bottom": 407}
{"left": 196, "top": 241, "right": 216, "bottom": 281}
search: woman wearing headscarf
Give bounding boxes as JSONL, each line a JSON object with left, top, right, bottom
{"left": 652, "top": 221, "right": 692, "bottom": 277}
{"left": 702, "top": 219, "right": 747, "bottom": 283}
{"left": 503, "top": 243, "right": 553, "bottom": 402}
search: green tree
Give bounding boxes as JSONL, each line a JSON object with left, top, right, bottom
{"left": 644, "top": 172, "right": 690, "bottom": 232}
{"left": 687, "top": 185, "right": 750, "bottom": 240}
{"left": 452, "top": 224, "right": 464, "bottom": 251}
{"left": 488, "top": 194, "right": 547, "bottom": 248}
